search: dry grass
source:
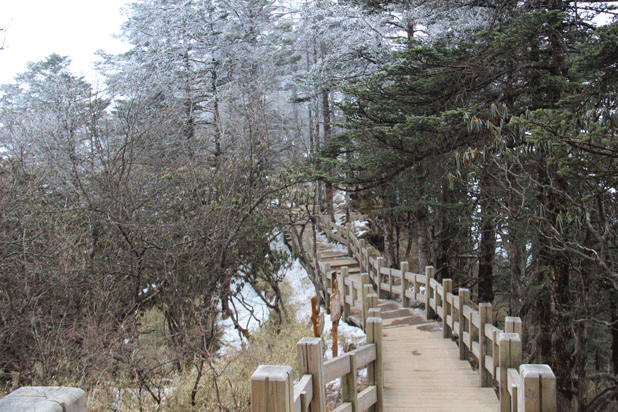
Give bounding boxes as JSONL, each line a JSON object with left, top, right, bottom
{"left": 87, "top": 303, "right": 312, "bottom": 411}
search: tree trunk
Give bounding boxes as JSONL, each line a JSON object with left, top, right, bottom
{"left": 477, "top": 169, "right": 495, "bottom": 303}
{"left": 536, "top": 154, "right": 574, "bottom": 407}
{"left": 575, "top": 321, "right": 588, "bottom": 412}
{"left": 383, "top": 194, "right": 398, "bottom": 268}
{"left": 506, "top": 164, "right": 523, "bottom": 315}
{"left": 416, "top": 206, "right": 430, "bottom": 273}
{"left": 212, "top": 69, "right": 222, "bottom": 160}
{"left": 612, "top": 296, "right": 618, "bottom": 375}
{"left": 322, "top": 88, "right": 335, "bottom": 222}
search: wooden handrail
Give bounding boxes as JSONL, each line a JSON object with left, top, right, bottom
{"left": 251, "top": 318, "right": 383, "bottom": 412}
{"left": 310, "top": 214, "right": 557, "bottom": 412}
{"left": 260, "top": 215, "right": 557, "bottom": 412}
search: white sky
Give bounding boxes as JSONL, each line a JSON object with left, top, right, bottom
{"left": 0, "top": 0, "right": 132, "bottom": 85}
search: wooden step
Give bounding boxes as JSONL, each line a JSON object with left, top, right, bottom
{"left": 319, "top": 250, "right": 349, "bottom": 260}
{"left": 325, "top": 257, "right": 358, "bottom": 268}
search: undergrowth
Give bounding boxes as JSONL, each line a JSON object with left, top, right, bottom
{"left": 87, "top": 297, "right": 312, "bottom": 411}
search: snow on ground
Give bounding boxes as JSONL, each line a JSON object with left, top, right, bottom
{"left": 219, "top": 279, "right": 269, "bottom": 350}
{"left": 316, "top": 231, "right": 348, "bottom": 254}
{"left": 220, "top": 232, "right": 366, "bottom": 352}
{"left": 352, "top": 219, "right": 369, "bottom": 237}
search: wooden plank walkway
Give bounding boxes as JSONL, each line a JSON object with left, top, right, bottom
{"left": 379, "top": 301, "right": 500, "bottom": 412}
{"left": 310, "top": 226, "right": 500, "bottom": 411}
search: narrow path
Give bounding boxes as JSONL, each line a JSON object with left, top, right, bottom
{"left": 308, "top": 227, "right": 500, "bottom": 411}
{"left": 379, "top": 301, "right": 500, "bottom": 412}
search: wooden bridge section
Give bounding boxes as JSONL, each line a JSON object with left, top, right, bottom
{"left": 251, "top": 215, "right": 557, "bottom": 412}
{"left": 380, "top": 300, "right": 499, "bottom": 411}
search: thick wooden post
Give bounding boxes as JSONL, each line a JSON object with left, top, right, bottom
{"left": 506, "top": 317, "right": 523, "bottom": 337}
{"left": 459, "top": 288, "right": 470, "bottom": 361}
{"left": 518, "top": 365, "right": 556, "bottom": 412}
{"left": 298, "top": 338, "right": 326, "bottom": 412}
{"left": 361, "top": 273, "right": 370, "bottom": 328}
{"left": 499, "top": 332, "right": 522, "bottom": 412}
{"left": 323, "top": 262, "right": 331, "bottom": 315}
{"left": 366, "top": 317, "right": 383, "bottom": 412}
{"left": 425, "top": 266, "right": 436, "bottom": 319}
{"left": 346, "top": 223, "right": 353, "bottom": 257}
{"left": 361, "top": 246, "right": 374, "bottom": 282}
{"left": 401, "top": 262, "right": 410, "bottom": 308}
{"left": 358, "top": 239, "right": 366, "bottom": 272}
{"left": 251, "top": 365, "right": 294, "bottom": 412}
{"left": 413, "top": 272, "right": 420, "bottom": 301}
{"left": 367, "top": 293, "right": 379, "bottom": 319}
{"left": 325, "top": 217, "right": 332, "bottom": 242}
{"left": 479, "top": 303, "right": 493, "bottom": 387}
{"left": 442, "top": 279, "right": 453, "bottom": 339}
{"left": 365, "top": 285, "right": 375, "bottom": 308}
{"left": 342, "top": 353, "right": 359, "bottom": 411}
{"left": 376, "top": 257, "right": 385, "bottom": 299}
{"left": 340, "top": 267, "right": 351, "bottom": 321}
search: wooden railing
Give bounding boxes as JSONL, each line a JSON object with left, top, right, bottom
{"left": 320, "top": 264, "right": 374, "bottom": 330}
{"left": 252, "top": 215, "right": 557, "bottom": 412}
{"left": 318, "top": 215, "right": 557, "bottom": 412}
{"left": 251, "top": 314, "right": 384, "bottom": 412}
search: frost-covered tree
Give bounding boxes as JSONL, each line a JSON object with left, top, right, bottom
{"left": 97, "top": 0, "right": 233, "bottom": 160}
{"left": 0, "top": 54, "right": 106, "bottom": 194}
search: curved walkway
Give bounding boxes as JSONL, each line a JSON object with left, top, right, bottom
{"left": 310, "top": 227, "right": 500, "bottom": 411}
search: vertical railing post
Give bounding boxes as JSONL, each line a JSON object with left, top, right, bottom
{"left": 251, "top": 365, "right": 294, "bottom": 412}
{"left": 479, "top": 303, "right": 493, "bottom": 387}
{"left": 442, "top": 279, "right": 453, "bottom": 339}
{"left": 425, "top": 266, "right": 436, "bottom": 319}
{"left": 365, "top": 246, "right": 373, "bottom": 278}
{"left": 346, "top": 223, "right": 353, "bottom": 257}
{"left": 342, "top": 353, "right": 359, "bottom": 411}
{"left": 323, "top": 262, "right": 331, "bottom": 315}
{"left": 518, "top": 365, "right": 556, "bottom": 412}
{"left": 413, "top": 271, "right": 420, "bottom": 301}
{"left": 340, "top": 266, "right": 350, "bottom": 322}
{"left": 376, "top": 257, "right": 385, "bottom": 299}
{"left": 401, "top": 262, "right": 410, "bottom": 308}
{"left": 358, "top": 239, "right": 366, "bottom": 272}
{"left": 367, "top": 293, "right": 380, "bottom": 319}
{"left": 506, "top": 317, "right": 523, "bottom": 337}
{"left": 325, "top": 217, "right": 332, "bottom": 242}
{"left": 499, "top": 332, "right": 522, "bottom": 412}
{"left": 298, "top": 337, "right": 326, "bottom": 412}
{"left": 459, "top": 288, "right": 470, "bottom": 361}
{"left": 367, "top": 317, "right": 384, "bottom": 412}
{"left": 361, "top": 273, "right": 370, "bottom": 329}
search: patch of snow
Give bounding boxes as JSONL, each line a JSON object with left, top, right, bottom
{"left": 411, "top": 308, "right": 425, "bottom": 317}
{"left": 321, "top": 312, "right": 366, "bottom": 361}
{"left": 333, "top": 191, "right": 346, "bottom": 206}
{"left": 219, "top": 278, "right": 269, "bottom": 350}
{"left": 219, "top": 232, "right": 320, "bottom": 351}
{"left": 352, "top": 219, "right": 369, "bottom": 237}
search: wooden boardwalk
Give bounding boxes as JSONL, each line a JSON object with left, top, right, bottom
{"left": 255, "top": 217, "right": 557, "bottom": 412}
{"left": 312, "top": 233, "right": 500, "bottom": 411}
{"left": 379, "top": 301, "right": 500, "bottom": 411}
